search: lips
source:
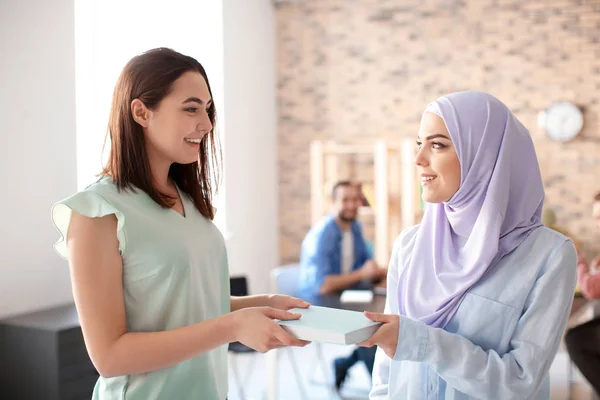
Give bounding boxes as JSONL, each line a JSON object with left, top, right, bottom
{"left": 421, "top": 174, "right": 437, "bottom": 186}
{"left": 185, "top": 138, "right": 201, "bottom": 150}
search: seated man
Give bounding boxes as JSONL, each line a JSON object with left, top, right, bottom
{"left": 565, "top": 191, "right": 600, "bottom": 398}
{"left": 297, "top": 180, "right": 386, "bottom": 390}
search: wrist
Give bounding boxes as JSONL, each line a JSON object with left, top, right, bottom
{"left": 263, "top": 294, "right": 274, "bottom": 308}
{"left": 221, "top": 311, "right": 240, "bottom": 343}
{"left": 355, "top": 268, "right": 366, "bottom": 280}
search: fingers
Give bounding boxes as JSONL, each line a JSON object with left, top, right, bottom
{"left": 266, "top": 338, "right": 287, "bottom": 351}
{"left": 262, "top": 307, "right": 302, "bottom": 320}
{"left": 287, "top": 296, "right": 310, "bottom": 309}
{"left": 273, "top": 325, "right": 311, "bottom": 347}
{"left": 364, "top": 311, "right": 395, "bottom": 323}
{"left": 356, "top": 339, "right": 374, "bottom": 347}
{"left": 357, "top": 323, "right": 385, "bottom": 348}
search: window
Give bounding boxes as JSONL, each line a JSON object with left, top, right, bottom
{"left": 74, "top": 0, "right": 226, "bottom": 231}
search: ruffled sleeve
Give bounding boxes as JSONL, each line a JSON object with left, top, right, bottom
{"left": 51, "top": 190, "right": 126, "bottom": 259}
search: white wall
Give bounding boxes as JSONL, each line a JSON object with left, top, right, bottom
{"left": 0, "top": 0, "right": 278, "bottom": 319}
{"left": 0, "top": 0, "right": 77, "bottom": 318}
{"left": 222, "top": 0, "right": 279, "bottom": 294}
{"left": 75, "top": 0, "right": 225, "bottom": 192}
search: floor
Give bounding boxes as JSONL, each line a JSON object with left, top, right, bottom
{"left": 227, "top": 342, "right": 596, "bottom": 400}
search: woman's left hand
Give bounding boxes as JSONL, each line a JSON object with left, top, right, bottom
{"left": 357, "top": 311, "right": 400, "bottom": 359}
{"left": 267, "top": 294, "right": 310, "bottom": 311}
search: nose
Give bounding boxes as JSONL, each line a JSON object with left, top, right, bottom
{"left": 197, "top": 111, "right": 213, "bottom": 133}
{"left": 414, "top": 146, "right": 429, "bottom": 167}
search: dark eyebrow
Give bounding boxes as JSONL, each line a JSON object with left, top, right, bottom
{"left": 417, "top": 133, "right": 450, "bottom": 141}
{"left": 182, "top": 97, "right": 213, "bottom": 106}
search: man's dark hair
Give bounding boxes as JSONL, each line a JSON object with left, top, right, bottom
{"left": 331, "top": 180, "right": 354, "bottom": 200}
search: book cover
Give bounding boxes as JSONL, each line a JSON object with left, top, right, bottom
{"left": 278, "top": 305, "right": 382, "bottom": 345}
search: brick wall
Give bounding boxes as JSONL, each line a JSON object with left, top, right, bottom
{"left": 276, "top": 0, "right": 600, "bottom": 264}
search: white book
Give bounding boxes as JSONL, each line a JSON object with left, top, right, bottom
{"left": 278, "top": 305, "right": 382, "bottom": 345}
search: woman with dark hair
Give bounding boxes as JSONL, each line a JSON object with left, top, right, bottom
{"left": 51, "top": 48, "right": 309, "bottom": 400}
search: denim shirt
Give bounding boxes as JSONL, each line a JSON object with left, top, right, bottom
{"left": 370, "top": 225, "right": 577, "bottom": 400}
{"left": 296, "top": 215, "right": 370, "bottom": 297}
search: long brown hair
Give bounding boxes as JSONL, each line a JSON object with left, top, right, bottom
{"left": 102, "top": 47, "right": 220, "bottom": 220}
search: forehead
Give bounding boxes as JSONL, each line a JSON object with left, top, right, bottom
{"left": 169, "top": 71, "right": 211, "bottom": 100}
{"left": 336, "top": 185, "right": 359, "bottom": 198}
{"left": 418, "top": 112, "right": 450, "bottom": 139}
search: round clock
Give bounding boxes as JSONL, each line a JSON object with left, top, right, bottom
{"left": 538, "top": 102, "right": 584, "bottom": 142}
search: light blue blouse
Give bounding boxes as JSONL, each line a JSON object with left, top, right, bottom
{"left": 371, "top": 225, "right": 577, "bottom": 400}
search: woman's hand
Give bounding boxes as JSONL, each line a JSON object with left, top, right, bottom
{"left": 267, "top": 294, "right": 310, "bottom": 311}
{"left": 231, "top": 307, "right": 311, "bottom": 353}
{"left": 357, "top": 311, "right": 400, "bottom": 359}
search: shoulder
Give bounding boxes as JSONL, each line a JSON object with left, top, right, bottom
{"left": 302, "top": 216, "right": 339, "bottom": 252}
{"left": 392, "top": 224, "right": 420, "bottom": 254}
{"left": 527, "top": 226, "right": 575, "bottom": 256}
{"left": 351, "top": 219, "right": 365, "bottom": 235}
{"left": 52, "top": 176, "right": 128, "bottom": 258}
{"left": 307, "top": 215, "right": 338, "bottom": 239}
{"left": 498, "top": 226, "right": 577, "bottom": 291}
{"left": 527, "top": 226, "right": 577, "bottom": 268}
{"left": 83, "top": 176, "right": 127, "bottom": 201}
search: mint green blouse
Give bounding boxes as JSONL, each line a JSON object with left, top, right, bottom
{"left": 52, "top": 176, "right": 230, "bottom": 400}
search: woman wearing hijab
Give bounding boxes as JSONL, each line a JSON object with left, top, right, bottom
{"left": 358, "top": 91, "right": 577, "bottom": 399}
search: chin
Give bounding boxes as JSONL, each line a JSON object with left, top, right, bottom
{"left": 176, "top": 153, "right": 200, "bottom": 165}
{"left": 422, "top": 191, "right": 445, "bottom": 204}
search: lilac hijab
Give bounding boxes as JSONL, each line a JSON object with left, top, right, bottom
{"left": 397, "top": 91, "right": 544, "bottom": 328}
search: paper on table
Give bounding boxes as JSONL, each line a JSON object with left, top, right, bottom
{"left": 373, "top": 286, "right": 387, "bottom": 296}
{"left": 340, "top": 290, "right": 374, "bottom": 303}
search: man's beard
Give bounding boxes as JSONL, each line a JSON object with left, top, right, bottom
{"left": 338, "top": 211, "right": 356, "bottom": 223}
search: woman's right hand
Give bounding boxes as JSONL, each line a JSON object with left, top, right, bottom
{"left": 230, "top": 307, "right": 311, "bottom": 353}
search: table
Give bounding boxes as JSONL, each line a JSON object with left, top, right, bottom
{"left": 302, "top": 291, "right": 386, "bottom": 313}
{"left": 266, "top": 289, "right": 386, "bottom": 400}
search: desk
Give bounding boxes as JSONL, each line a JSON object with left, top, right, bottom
{"left": 266, "top": 289, "right": 386, "bottom": 400}
{"left": 302, "top": 292, "right": 386, "bottom": 313}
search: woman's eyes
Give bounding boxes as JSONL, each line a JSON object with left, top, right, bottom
{"left": 416, "top": 141, "right": 447, "bottom": 150}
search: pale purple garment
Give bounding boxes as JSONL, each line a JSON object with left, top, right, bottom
{"left": 397, "top": 91, "right": 544, "bottom": 328}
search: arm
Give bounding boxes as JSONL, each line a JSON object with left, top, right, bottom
{"left": 231, "top": 295, "right": 270, "bottom": 311}
{"left": 231, "top": 295, "right": 310, "bottom": 312}
{"left": 320, "top": 269, "right": 367, "bottom": 294}
{"left": 391, "top": 240, "right": 577, "bottom": 399}
{"left": 68, "top": 212, "right": 306, "bottom": 378}
{"left": 578, "top": 257, "right": 600, "bottom": 299}
{"left": 303, "top": 227, "right": 367, "bottom": 294}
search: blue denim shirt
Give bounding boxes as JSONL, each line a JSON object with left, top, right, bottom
{"left": 370, "top": 225, "right": 577, "bottom": 400}
{"left": 296, "top": 215, "right": 370, "bottom": 297}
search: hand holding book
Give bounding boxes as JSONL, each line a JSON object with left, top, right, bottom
{"left": 267, "top": 294, "right": 311, "bottom": 311}
{"left": 357, "top": 311, "right": 399, "bottom": 359}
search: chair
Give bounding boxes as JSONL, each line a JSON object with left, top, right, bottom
{"left": 271, "top": 265, "right": 332, "bottom": 396}
{"left": 228, "top": 276, "right": 258, "bottom": 400}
